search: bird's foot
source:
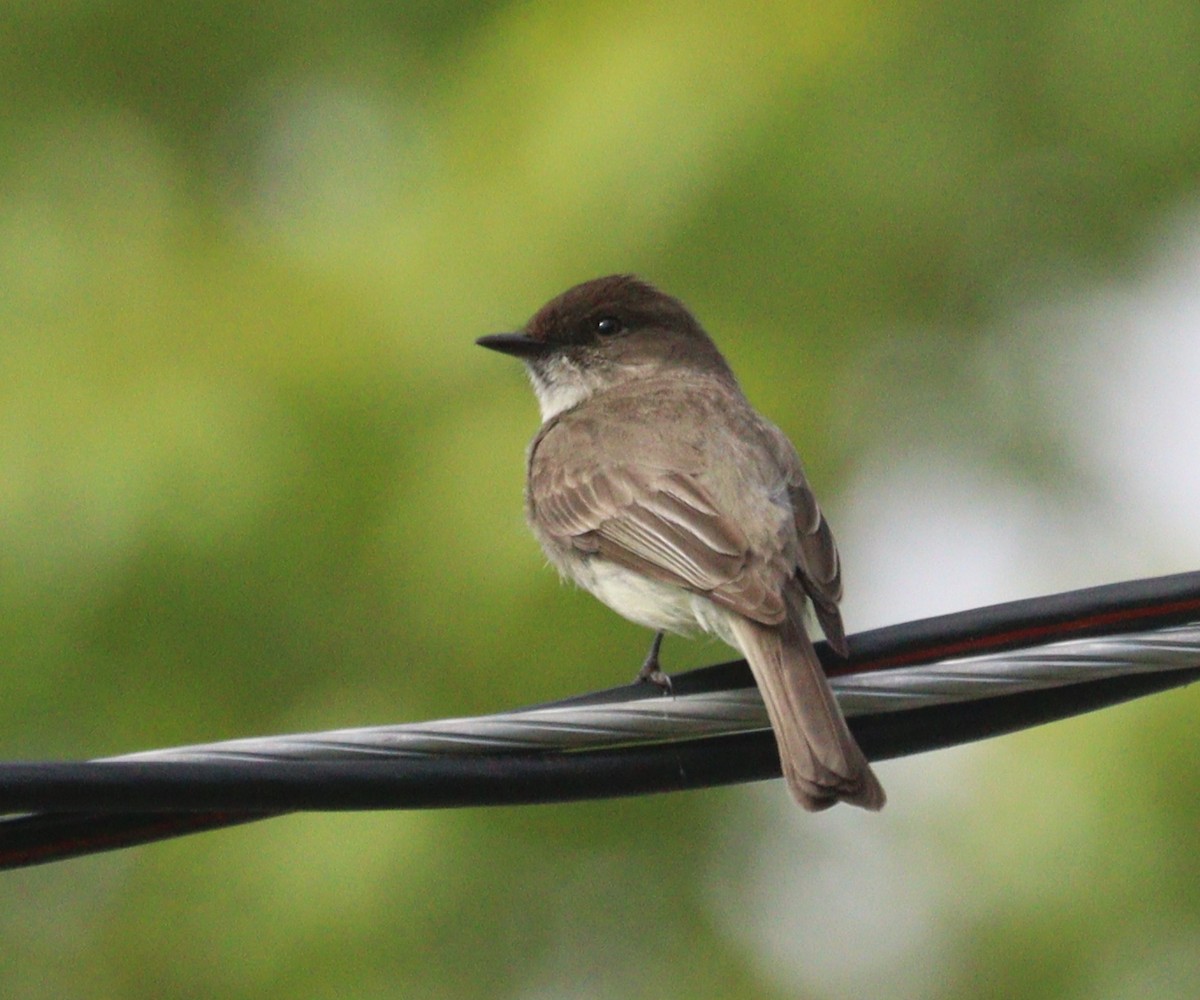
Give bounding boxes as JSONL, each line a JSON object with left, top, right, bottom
{"left": 635, "top": 632, "right": 672, "bottom": 693}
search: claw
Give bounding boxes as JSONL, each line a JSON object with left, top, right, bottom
{"left": 635, "top": 632, "right": 672, "bottom": 692}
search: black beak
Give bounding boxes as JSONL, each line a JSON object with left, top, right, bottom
{"left": 475, "top": 332, "right": 550, "bottom": 359}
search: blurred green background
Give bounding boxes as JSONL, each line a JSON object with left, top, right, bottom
{"left": 3, "top": 2, "right": 1200, "bottom": 997}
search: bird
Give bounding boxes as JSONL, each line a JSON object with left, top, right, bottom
{"left": 476, "top": 275, "right": 884, "bottom": 810}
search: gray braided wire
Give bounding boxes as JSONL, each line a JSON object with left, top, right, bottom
{"left": 111, "top": 624, "right": 1200, "bottom": 764}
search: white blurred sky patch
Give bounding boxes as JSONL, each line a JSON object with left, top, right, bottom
{"left": 837, "top": 450, "right": 1084, "bottom": 629}
{"left": 839, "top": 206, "right": 1200, "bottom": 632}
{"left": 1034, "top": 208, "right": 1200, "bottom": 566}
{"left": 706, "top": 759, "right": 970, "bottom": 1000}
{"left": 712, "top": 206, "right": 1200, "bottom": 999}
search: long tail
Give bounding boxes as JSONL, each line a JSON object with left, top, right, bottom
{"left": 727, "top": 612, "right": 885, "bottom": 811}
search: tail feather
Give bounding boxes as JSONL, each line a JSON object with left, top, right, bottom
{"left": 727, "top": 613, "right": 885, "bottom": 811}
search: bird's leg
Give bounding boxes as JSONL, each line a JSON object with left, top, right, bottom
{"left": 636, "top": 631, "right": 672, "bottom": 692}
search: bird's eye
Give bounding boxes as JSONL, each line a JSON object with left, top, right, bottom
{"left": 594, "top": 316, "right": 622, "bottom": 336}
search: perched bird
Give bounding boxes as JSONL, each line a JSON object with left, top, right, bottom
{"left": 477, "top": 275, "right": 884, "bottom": 810}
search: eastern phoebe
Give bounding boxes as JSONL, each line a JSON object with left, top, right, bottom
{"left": 477, "top": 275, "right": 884, "bottom": 811}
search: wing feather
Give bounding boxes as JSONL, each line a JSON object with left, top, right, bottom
{"left": 528, "top": 400, "right": 842, "bottom": 635}
{"left": 533, "top": 456, "right": 790, "bottom": 624}
{"left": 758, "top": 423, "right": 847, "bottom": 654}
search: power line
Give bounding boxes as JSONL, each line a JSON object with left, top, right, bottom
{"left": 2, "top": 571, "right": 1198, "bottom": 870}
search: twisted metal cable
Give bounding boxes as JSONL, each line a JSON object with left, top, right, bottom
{"left": 833, "top": 623, "right": 1200, "bottom": 712}
{"left": 109, "top": 624, "right": 1200, "bottom": 764}
{"left": 2, "top": 570, "right": 1198, "bottom": 870}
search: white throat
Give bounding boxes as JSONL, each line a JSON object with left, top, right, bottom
{"left": 528, "top": 356, "right": 605, "bottom": 421}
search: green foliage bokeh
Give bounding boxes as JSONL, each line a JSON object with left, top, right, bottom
{"left": 3, "top": 3, "right": 1199, "bottom": 998}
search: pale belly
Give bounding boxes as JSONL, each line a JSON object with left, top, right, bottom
{"left": 568, "top": 556, "right": 740, "bottom": 649}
